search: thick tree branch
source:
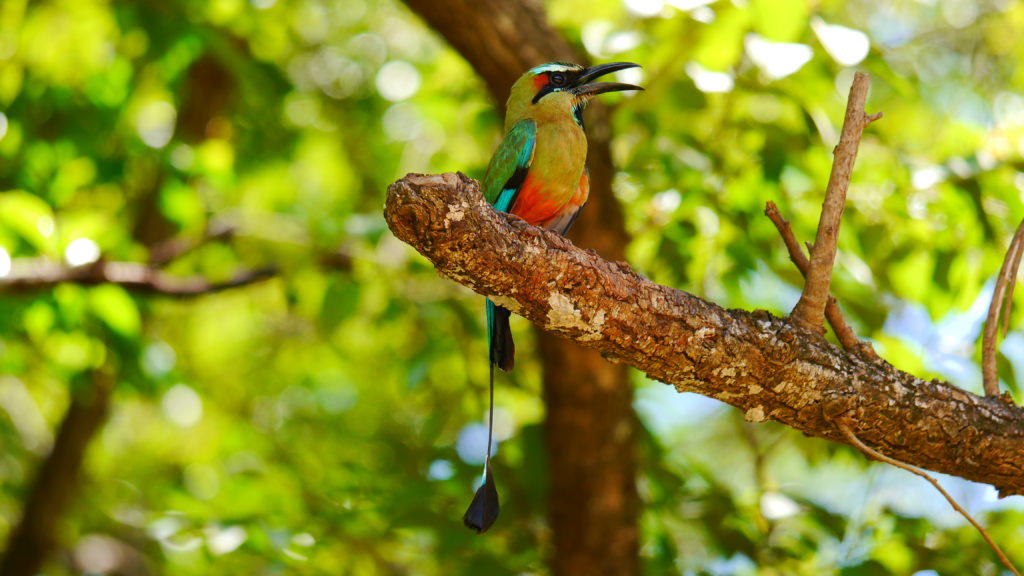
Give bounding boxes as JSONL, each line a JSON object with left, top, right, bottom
{"left": 385, "top": 172, "right": 1024, "bottom": 497}
{"left": 983, "top": 218, "right": 1024, "bottom": 397}
{"left": 765, "top": 201, "right": 878, "bottom": 360}
{"left": 791, "top": 72, "right": 881, "bottom": 330}
{"left": 0, "top": 258, "right": 275, "bottom": 296}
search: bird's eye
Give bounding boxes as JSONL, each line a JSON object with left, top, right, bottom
{"left": 550, "top": 73, "right": 566, "bottom": 86}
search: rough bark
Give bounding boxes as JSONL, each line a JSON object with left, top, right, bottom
{"left": 384, "top": 172, "right": 1024, "bottom": 497}
{"left": 402, "top": 1, "right": 639, "bottom": 572}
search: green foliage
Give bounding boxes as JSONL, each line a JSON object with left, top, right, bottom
{"left": 1, "top": 0, "right": 1023, "bottom": 574}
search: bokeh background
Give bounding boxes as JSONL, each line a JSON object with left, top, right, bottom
{"left": 2, "top": 0, "right": 1024, "bottom": 574}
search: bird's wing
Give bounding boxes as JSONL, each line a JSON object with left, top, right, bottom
{"left": 482, "top": 119, "right": 537, "bottom": 212}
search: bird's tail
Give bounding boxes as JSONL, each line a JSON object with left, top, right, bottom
{"left": 486, "top": 299, "right": 515, "bottom": 372}
{"left": 464, "top": 299, "right": 512, "bottom": 533}
{"left": 463, "top": 362, "right": 500, "bottom": 533}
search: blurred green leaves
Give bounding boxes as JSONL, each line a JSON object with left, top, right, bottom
{"left": 751, "top": 0, "right": 809, "bottom": 43}
{"left": 0, "top": 191, "right": 56, "bottom": 255}
{"left": 89, "top": 285, "right": 140, "bottom": 338}
{"left": 1, "top": 0, "right": 1023, "bottom": 574}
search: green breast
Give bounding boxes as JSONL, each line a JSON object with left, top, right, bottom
{"left": 529, "top": 117, "right": 587, "bottom": 205}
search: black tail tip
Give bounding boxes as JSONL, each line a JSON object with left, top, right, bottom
{"left": 463, "top": 468, "right": 500, "bottom": 533}
{"left": 492, "top": 353, "right": 514, "bottom": 372}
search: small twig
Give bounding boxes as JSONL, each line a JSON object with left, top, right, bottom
{"left": 148, "top": 221, "right": 235, "bottom": 266}
{"left": 0, "top": 258, "right": 275, "bottom": 297}
{"left": 983, "top": 219, "right": 1024, "bottom": 396}
{"left": 1002, "top": 240, "right": 1024, "bottom": 338}
{"left": 838, "top": 423, "right": 1021, "bottom": 576}
{"left": 791, "top": 72, "right": 880, "bottom": 331}
{"left": 765, "top": 201, "right": 878, "bottom": 359}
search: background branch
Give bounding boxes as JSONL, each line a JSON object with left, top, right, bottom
{"left": 0, "top": 258, "right": 275, "bottom": 296}
{"left": 147, "top": 220, "right": 235, "bottom": 266}
{"left": 385, "top": 172, "right": 1024, "bottom": 496}
{"left": 1, "top": 369, "right": 114, "bottom": 576}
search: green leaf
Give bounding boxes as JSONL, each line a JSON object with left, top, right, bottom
{"left": 160, "top": 179, "right": 206, "bottom": 231}
{"left": 22, "top": 300, "right": 56, "bottom": 342}
{"left": 44, "top": 330, "right": 103, "bottom": 371}
{"left": 0, "top": 190, "right": 57, "bottom": 255}
{"left": 890, "top": 251, "right": 933, "bottom": 304}
{"left": 839, "top": 559, "right": 892, "bottom": 576}
{"left": 693, "top": 6, "right": 751, "bottom": 71}
{"left": 319, "top": 277, "right": 360, "bottom": 334}
{"left": 89, "top": 284, "right": 141, "bottom": 338}
{"left": 872, "top": 539, "right": 913, "bottom": 574}
{"left": 750, "top": 0, "right": 809, "bottom": 42}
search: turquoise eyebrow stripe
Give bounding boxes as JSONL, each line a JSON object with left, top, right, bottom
{"left": 529, "top": 62, "right": 575, "bottom": 74}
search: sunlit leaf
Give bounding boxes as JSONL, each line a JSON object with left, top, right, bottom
{"left": 0, "top": 190, "right": 57, "bottom": 254}
{"left": 89, "top": 284, "right": 141, "bottom": 338}
{"left": 750, "top": 0, "right": 809, "bottom": 42}
{"left": 692, "top": 7, "right": 751, "bottom": 71}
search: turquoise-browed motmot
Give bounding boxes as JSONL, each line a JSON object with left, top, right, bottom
{"left": 464, "top": 61, "right": 642, "bottom": 533}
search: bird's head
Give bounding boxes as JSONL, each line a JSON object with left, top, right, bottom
{"left": 505, "top": 62, "right": 642, "bottom": 129}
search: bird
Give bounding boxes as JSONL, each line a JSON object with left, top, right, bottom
{"left": 463, "top": 61, "right": 642, "bottom": 534}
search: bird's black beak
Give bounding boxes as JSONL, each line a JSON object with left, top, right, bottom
{"left": 571, "top": 62, "right": 643, "bottom": 97}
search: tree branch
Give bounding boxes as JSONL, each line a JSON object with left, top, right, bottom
{"left": 1, "top": 369, "right": 114, "bottom": 576}
{"left": 982, "top": 218, "right": 1024, "bottom": 397}
{"left": 838, "top": 422, "right": 1021, "bottom": 576}
{"left": 765, "top": 201, "right": 878, "bottom": 360}
{"left": 0, "top": 258, "right": 275, "bottom": 296}
{"left": 384, "top": 172, "right": 1024, "bottom": 497}
{"left": 147, "top": 220, "right": 235, "bottom": 266}
{"left": 791, "top": 72, "right": 881, "bottom": 330}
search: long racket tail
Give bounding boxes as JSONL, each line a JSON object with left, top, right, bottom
{"left": 463, "top": 362, "right": 500, "bottom": 533}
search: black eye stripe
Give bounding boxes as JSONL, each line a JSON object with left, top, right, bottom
{"left": 532, "top": 70, "right": 576, "bottom": 104}
{"left": 532, "top": 83, "right": 555, "bottom": 104}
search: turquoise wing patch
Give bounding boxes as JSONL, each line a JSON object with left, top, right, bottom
{"left": 481, "top": 119, "right": 536, "bottom": 213}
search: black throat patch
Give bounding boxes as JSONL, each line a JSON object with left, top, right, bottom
{"left": 572, "top": 101, "right": 586, "bottom": 128}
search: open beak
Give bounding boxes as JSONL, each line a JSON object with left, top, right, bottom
{"left": 570, "top": 62, "right": 643, "bottom": 97}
